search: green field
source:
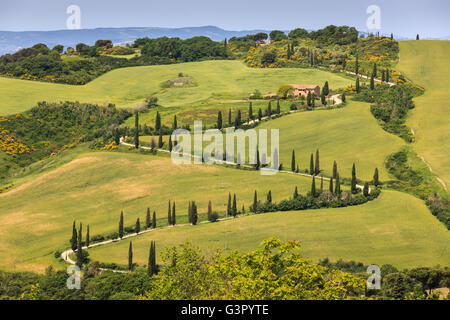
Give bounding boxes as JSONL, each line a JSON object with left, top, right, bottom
{"left": 397, "top": 41, "right": 450, "bottom": 189}
{"left": 88, "top": 190, "right": 450, "bottom": 269}
{"left": 0, "top": 60, "right": 352, "bottom": 118}
{"left": 0, "top": 148, "right": 317, "bottom": 272}
{"left": 256, "top": 100, "right": 405, "bottom": 180}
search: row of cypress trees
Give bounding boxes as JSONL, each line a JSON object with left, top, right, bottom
{"left": 127, "top": 240, "right": 157, "bottom": 275}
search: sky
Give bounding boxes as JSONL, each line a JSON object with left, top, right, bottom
{"left": 0, "top": 0, "right": 449, "bottom": 38}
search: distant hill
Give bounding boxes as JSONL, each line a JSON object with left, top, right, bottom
{"left": 0, "top": 26, "right": 274, "bottom": 55}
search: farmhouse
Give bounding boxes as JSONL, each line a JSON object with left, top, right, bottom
{"left": 290, "top": 84, "right": 320, "bottom": 97}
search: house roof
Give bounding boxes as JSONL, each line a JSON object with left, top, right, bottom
{"left": 290, "top": 84, "right": 319, "bottom": 90}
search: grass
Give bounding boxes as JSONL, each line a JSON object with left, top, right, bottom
{"left": 397, "top": 40, "right": 450, "bottom": 190}
{"left": 0, "top": 60, "right": 352, "bottom": 117}
{"left": 0, "top": 148, "right": 318, "bottom": 272}
{"left": 256, "top": 100, "right": 405, "bottom": 180}
{"left": 88, "top": 190, "right": 450, "bottom": 269}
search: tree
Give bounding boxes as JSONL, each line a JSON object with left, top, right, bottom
{"left": 269, "top": 30, "right": 288, "bottom": 41}
{"left": 277, "top": 84, "right": 294, "bottom": 99}
{"left": 155, "top": 111, "right": 161, "bottom": 132}
{"left": 86, "top": 225, "right": 90, "bottom": 248}
{"left": 311, "top": 176, "right": 316, "bottom": 196}
{"left": 370, "top": 74, "right": 375, "bottom": 90}
{"left": 146, "top": 208, "right": 151, "bottom": 229}
{"left": 255, "top": 147, "right": 261, "bottom": 170}
{"left": 372, "top": 63, "right": 377, "bottom": 78}
{"left": 385, "top": 69, "right": 390, "bottom": 82}
{"left": 356, "top": 77, "right": 360, "bottom": 93}
{"left": 320, "top": 176, "right": 324, "bottom": 192}
{"left": 52, "top": 44, "right": 64, "bottom": 53}
{"left": 248, "top": 102, "right": 253, "bottom": 120}
{"left": 363, "top": 182, "right": 370, "bottom": 197}
{"left": 276, "top": 99, "right": 281, "bottom": 114}
{"left": 329, "top": 177, "right": 334, "bottom": 194}
{"left": 311, "top": 93, "right": 316, "bottom": 107}
{"left": 128, "top": 241, "right": 133, "bottom": 271}
{"left": 373, "top": 168, "right": 379, "bottom": 187}
{"left": 234, "top": 109, "right": 242, "bottom": 128}
{"left": 267, "top": 190, "right": 272, "bottom": 204}
{"left": 168, "top": 200, "right": 172, "bottom": 226}
{"left": 158, "top": 131, "right": 163, "bottom": 148}
{"left": 335, "top": 173, "right": 341, "bottom": 195}
{"left": 351, "top": 163, "right": 358, "bottom": 194}
{"left": 152, "top": 211, "right": 156, "bottom": 229}
{"left": 323, "top": 81, "right": 329, "bottom": 96}
{"left": 173, "top": 115, "right": 178, "bottom": 129}
{"left": 228, "top": 109, "right": 232, "bottom": 126}
{"left": 293, "top": 186, "right": 299, "bottom": 199}
{"left": 207, "top": 200, "right": 212, "bottom": 220}
{"left": 71, "top": 220, "right": 77, "bottom": 251}
{"left": 232, "top": 194, "right": 237, "bottom": 217}
{"left": 217, "top": 111, "right": 223, "bottom": 129}
{"left": 307, "top": 91, "right": 312, "bottom": 107}
{"left": 191, "top": 201, "right": 198, "bottom": 225}
{"left": 267, "top": 101, "right": 272, "bottom": 117}
{"left": 341, "top": 93, "right": 346, "bottom": 103}
{"left": 145, "top": 96, "right": 158, "bottom": 108}
{"left": 315, "top": 149, "right": 320, "bottom": 175}
{"left": 262, "top": 51, "right": 276, "bottom": 65}
{"left": 309, "top": 153, "right": 314, "bottom": 175}
{"left": 134, "top": 111, "right": 139, "bottom": 149}
{"left": 168, "top": 135, "right": 173, "bottom": 152}
{"left": 119, "top": 211, "right": 124, "bottom": 239}
{"left": 136, "top": 218, "right": 141, "bottom": 234}
{"left": 252, "top": 190, "right": 258, "bottom": 212}
{"left": 416, "top": 34, "right": 420, "bottom": 40}
{"left": 147, "top": 241, "right": 156, "bottom": 276}
{"left": 172, "top": 201, "right": 176, "bottom": 226}
{"left": 333, "top": 161, "right": 338, "bottom": 179}
{"left": 288, "top": 28, "right": 309, "bottom": 39}
{"left": 76, "top": 223, "right": 83, "bottom": 268}
{"left": 291, "top": 150, "right": 296, "bottom": 172}
{"left": 355, "top": 56, "right": 359, "bottom": 75}
{"left": 258, "top": 108, "right": 262, "bottom": 121}
{"left": 227, "top": 193, "right": 232, "bottom": 216}
{"left": 321, "top": 90, "right": 326, "bottom": 105}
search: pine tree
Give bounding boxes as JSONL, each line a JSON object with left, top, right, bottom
{"left": 135, "top": 218, "right": 140, "bottom": 234}
{"left": 207, "top": 200, "right": 212, "bottom": 220}
{"left": 217, "top": 111, "right": 223, "bottom": 129}
{"left": 252, "top": 190, "right": 258, "bottom": 212}
{"left": 128, "top": 241, "right": 133, "bottom": 271}
{"left": 294, "top": 186, "right": 299, "bottom": 199}
{"left": 315, "top": 149, "right": 320, "bottom": 175}
{"left": 249, "top": 102, "right": 253, "bottom": 120}
{"left": 363, "top": 182, "right": 370, "bottom": 197}
{"left": 167, "top": 200, "right": 172, "bottom": 226}
{"left": 168, "top": 135, "right": 173, "bottom": 151}
{"left": 309, "top": 153, "right": 314, "bottom": 175}
{"left": 173, "top": 115, "right": 178, "bottom": 129}
{"left": 323, "top": 81, "right": 329, "bottom": 96}
{"left": 76, "top": 223, "right": 83, "bottom": 268}
{"left": 86, "top": 225, "right": 90, "bottom": 248}
{"left": 335, "top": 173, "right": 341, "bottom": 195}
{"left": 146, "top": 208, "right": 151, "bottom": 229}
{"left": 134, "top": 111, "right": 139, "bottom": 149}
{"left": 155, "top": 111, "right": 161, "bottom": 132}
{"left": 333, "top": 161, "right": 337, "bottom": 179}
{"left": 232, "top": 194, "right": 237, "bottom": 217}
{"left": 152, "top": 211, "right": 156, "bottom": 229}
{"left": 373, "top": 168, "right": 379, "bottom": 187}
{"left": 267, "top": 190, "right": 272, "bottom": 204}
{"left": 291, "top": 150, "right": 296, "bottom": 172}
{"left": 119, "top": 211, "right": 124, "bottom": 239}
{"left": 351, "top": 163, "right": 357, "bottom": 194}
{"left": 227, "top": 193, "right": 232, "bottom": 216}
{"left": 356, "top": 77, "right": 360, "bottom": 93}
{"left": 71, "top": 220, "right": 77, "bottom": 251}
{"left": 311, "top": 176, "right": 316, "bottom": 197}
{"left": 329, "top": 177, "right": 334, "bottom": 194}
{"left": 158, "top": 130, "right": 163, "bottom": 148}
{"left": 172, "top": 201, "right": 176, "bottom": 226}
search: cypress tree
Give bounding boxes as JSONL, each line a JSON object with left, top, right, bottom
{"left": 128, "top": 241, "right": 133, "bottom": 271}
{"left": 276, "top": 99, "right": 281, "bottom": 114}
{"left": 370, "top": 74, "right": 375, "bottom": 90}
{"left": 168, "top": 135, "right": 173, "bottom": 151}
{"left": 188, "top": 201, "right": 192, "bottom": 223}
{"left": 71, "top": 220, "right": 77, "bottom": 251}
{"left": 158, "top": 130, "right": 163, "bottom": 148}
{"left": 191, "top": 201, "right": 198, "bottom": 225}
{"left": 296, "top": 164, "right": 299, "bottom": 173}
{"left": 333, "top": 161, "right": 338, "bottom": 179}
{"left": 382, "top": 70, "right": 386, "bottom": 82}
{"left": 86, "top": 225, "right": 90, "bottom": 248}
{"left": 416, "top": 34, "right": 419, "bottom": 40}
{"left": 341, "top": 93, "right": 346, "bottom": 103}
{"left": 315, "top": 149, "right": 320, "bottom": 175}
{"left": 258, "top": 108, "right": 262, "bottom": 121}
{"left": 172, "top": 201, "right": 176, "bottom": 226}
{"left": 227, "top": 193, "right": 232, "bottom": 216}
{"left": 363, "top": 182, "right": 370, "bottom": 197}
{"left": 386, "top": 69, "right": 389, "bottom": 82}
{"left": 309, "top": 153, "right": 314, "bottom": 175}
{"left": 267, "top": 190, "right": 272, "bottom": 204}
{"left": 134, "top": 111, "right": 139, "bottom": 149}
{"left": 234, "top": 109, "right": 242, "bottom": 128}
{"left": 146, "top": 208, "right": 151, "bottom": 229}
{"left": 293, "top": 186, "right": 299, "bottom": 199}
{"left": 249, "top": 102, "right": 253, "bottom": 120}
{"left": 76, "top": 223, "right": 83, "bottom": 268}
{"left": 372, "top": 63, "right": 377, "bottom": 78}
{"left": 207, "top": 200, "right": 212, "bottom": 220}
{"left": 147, "top": 242, "right": 154, "bottom": 276}
{"left": 228, "top": 109, "right": 232, "bottom": 126}
{"left": 307, "top": 91, "right": 312, "bottom": 107}
{"left": 173, "top": 115, "right": 177, "bottom": 129}
{"left": 372, "top": 168, "right": 379, "bottom": 187}
{"left": 155, "top": 111, "right": 161, "bottom": 132}
{"left": 255, "top": 147, "right": 260, "bottom": 170}
{"left": 252, "top": 190, "right": 258, "bottom": 212}
{"left": 267, "top": 101, "right": 272, "bottom": 117}
{"left": 119, "top": 211, "right": 124, "bottom": 239}
{"left": 329, "top": 177, "right": 334, "bottom": 194}
{"left": 150, "top": 211, "right": 156, "bottom": 229}
{"left": 321, "top": 90, "right": 326, "bottom": 105}
{"left": 335, "top": 173, "right": 341, "bottom": 195}
{"left": 291, "top": 150, "right": 296, "bottom": 172}
{"left": 217, "top": 111, "right": 223, "bottom": 129}
{"left": 351, "top": 163, "right": 357, "bottom": 194}
{"left": 232, "top": 194, "right": 237, "bottom": 217}
{"left": 320, "top": 175, "right": 323, "bottom": 192}
{"left": 136, "top": 218, "right": 140, "bottom": 234}
{"left": 311, "top": 176, "right": 316, "bottom": 196}
{"left": 168, "top": 200, "right": 172, "bottom": 226}
{"left": 356, "top": 77, "right": 360, "bottom": 93}
{"left": 355, "top": 56, "right": 359, "bottom": 75}
{"left": 390, "top": 33, "right": 393, "bottom": 40}
{"left": 311, "top": 93, "right": 315, "bottom": 107}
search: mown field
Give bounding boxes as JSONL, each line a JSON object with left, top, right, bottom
{"left": 88, "top": 190, "right": 450, "bottom": 269}
{"left": 0, "top": 60, "right": 352, "bottom": 118}
{"left": 0, "top": 148, "right": 317, "bottom": 272}
{"left": 397, "top": 40, "right": 450, "bottom": 190}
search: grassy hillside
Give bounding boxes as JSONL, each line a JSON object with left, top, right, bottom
{"left": 88, "top": 190, "right": 450, "bottom": 269}
{"left": 257, "top": 100, "right": 405, "bottom": 180}
{"left": 0, "top": 60, "right": 352, "bottom": 117}
{"left": 397, "top": 41, "right": 450, "bottom": 189}
{"left": 0, "top": 149, "right": 317, "bottom": 272}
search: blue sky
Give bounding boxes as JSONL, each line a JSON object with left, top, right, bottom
{"left": 1, "top": 0, "right": 449, "bottom": 38}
